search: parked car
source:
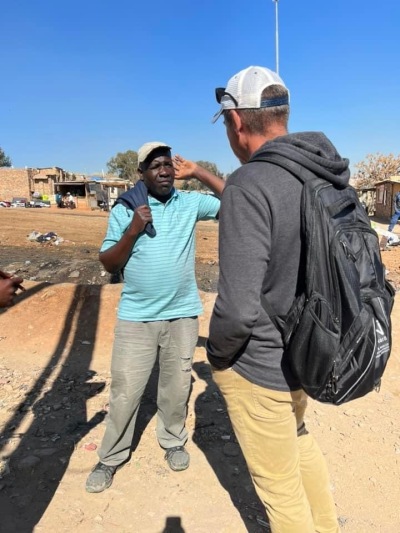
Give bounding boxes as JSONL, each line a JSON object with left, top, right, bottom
{"left": 11, "top": 197, "right": 28, "bottom": 208}
{"left": 26, "top": 200, "right": 51, "bottom": 208}
{"left": 0, "top": 201, "right": 11, "bottom": 208}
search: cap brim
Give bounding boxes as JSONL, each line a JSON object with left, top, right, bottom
{"left": 211, "top": 107, "right": 223, "bottom": 124}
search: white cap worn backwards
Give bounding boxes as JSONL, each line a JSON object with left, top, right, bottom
{"left": 212, "top": 66, "right": 289, "bottom": 123}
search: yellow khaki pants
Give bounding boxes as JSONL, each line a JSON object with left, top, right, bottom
{"left": 212, "top": 369, "right": 340, "bottom": 533}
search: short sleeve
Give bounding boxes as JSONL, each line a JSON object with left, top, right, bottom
{"left": 196, "top": 193, "right": 220, "bottom": 221}
{"left": 100, "top": 204, "right": 133, "bottom": 252}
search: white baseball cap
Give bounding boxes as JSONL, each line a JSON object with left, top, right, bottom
{"left": 137, "top": 142, "right": 171, "bottom": 166}
{"left": 212, "top": 66, "right": 289, "bottom": 123}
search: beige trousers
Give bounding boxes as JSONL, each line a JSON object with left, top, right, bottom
{"left": 212, "top": 369, "right": 340, "bottom": 533}
{"left": 99, "top": 317, "right": 198, "bottom": 466}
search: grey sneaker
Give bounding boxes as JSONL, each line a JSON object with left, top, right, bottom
{"left": 164, "top": 446, "right": 190, "bottom": 471}
{"left": 85, "top": 462, "right": 118, "bottom": 493}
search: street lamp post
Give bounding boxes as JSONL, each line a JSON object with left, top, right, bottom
{"left": 272, "top": 0, "right": 280, "bottom": 74}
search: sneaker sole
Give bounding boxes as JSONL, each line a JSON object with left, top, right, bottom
{"left": 168, "top": 462, "right": 189, "bottom": 472}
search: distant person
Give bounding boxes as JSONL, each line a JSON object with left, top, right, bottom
{"left": 85, "top": 141, "right": 225, "bottom": 493}
{"left": 55, "top": 192, "right": 62, "bottom": 208}
{"left": 66, "top": 192, "right": 76, "bottom": 208}
{"left": 205, "top": 66, "right": 343, "bottom": 532}
{"left": 0, "top": 270, "right": 24, "bottom": 307}
{"left": 387, "top": 191, "right": 400, "bottom": 232}
{"left": 62, "top": 192, "right": 75, "bottom": 209}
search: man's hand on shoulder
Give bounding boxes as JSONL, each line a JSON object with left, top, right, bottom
{"left": 128, "top": 205, "right": 153, "bottom": 236}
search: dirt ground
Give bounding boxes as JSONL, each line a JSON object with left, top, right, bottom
{"left": 0, "top": 208, "right": 399, "bottom": 533}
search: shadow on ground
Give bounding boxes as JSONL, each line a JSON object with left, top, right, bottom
{"left": 0, "top": 285, "right": 106, "bottom": 532}
{"left": 192, "top": 358, "right": 268, "bottom": 532}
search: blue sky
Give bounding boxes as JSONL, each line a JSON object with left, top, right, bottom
{"left": 1, "top": 0, "right": 399, "bottom": 176}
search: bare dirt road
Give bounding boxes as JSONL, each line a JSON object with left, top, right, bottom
{"left": 0, "top": 208, "right": 399, "bottom": 533}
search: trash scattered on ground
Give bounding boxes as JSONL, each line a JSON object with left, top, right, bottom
{"left": 27, "top": 231, "right": 64, "bottom": 246}
{"left": 388, "top": 234, "right": 400, "bottom": 246}
{"left": 83, "top": 443, "right": 98, "bottom": 451}
{"left": 373, "top": 226, "right": 400, "bottom": 247}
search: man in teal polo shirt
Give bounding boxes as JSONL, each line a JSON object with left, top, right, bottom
{"left": 86, "top": 142, "right": 225, "bottom": 493}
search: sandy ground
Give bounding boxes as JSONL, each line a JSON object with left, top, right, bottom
{"left": 0, "top": 208, "right": 399, "bottom": 533}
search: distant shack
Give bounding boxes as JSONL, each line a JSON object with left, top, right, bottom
{"left": 374, "top": 176, "right": 400, "bottom": 220}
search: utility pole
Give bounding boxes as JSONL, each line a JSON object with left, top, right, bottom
{"left": 272, "top": 0, "right": 280, "bottom": 74}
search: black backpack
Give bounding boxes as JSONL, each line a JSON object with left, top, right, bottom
{"left": 251, "top": 153, "right": 395, "bottom": 405}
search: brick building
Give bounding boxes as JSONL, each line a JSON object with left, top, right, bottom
{"left": 31, "top": 167, "right": 69, "bottom": 199}
{"left": 0, "top": 167, "right": 34, "bottom": 201}
{"left": 0, "top": 166, "right": 69, "bottom": 203}
{"left": 0, "top": 166, "right": 129, "bottom": 209}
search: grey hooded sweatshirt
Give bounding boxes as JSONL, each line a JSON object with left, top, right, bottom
{"left": 206, "top": 132, "right": 350, "bottom": 391}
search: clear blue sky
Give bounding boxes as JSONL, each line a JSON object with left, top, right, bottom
{"left": 1, "top": 0, "right": 399, "bottom": 176}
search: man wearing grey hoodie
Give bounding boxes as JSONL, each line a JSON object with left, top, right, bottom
{"left": 207, "top": 66, "right": 345, "bottom": 532}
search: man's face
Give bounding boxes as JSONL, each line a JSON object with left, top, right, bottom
{"left": 141, "top": 154, "right": 175, "bottom": 197}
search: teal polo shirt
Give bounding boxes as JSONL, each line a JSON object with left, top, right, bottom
{"left": 101, "top": 189, "right": 220, "bottom": 321}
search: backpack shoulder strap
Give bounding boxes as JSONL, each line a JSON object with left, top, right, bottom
{"left": 249, "top": 152, "right": 318, "bottom": 184}
{"left": 247, "top": 153, "right": 316, "bottom": 333}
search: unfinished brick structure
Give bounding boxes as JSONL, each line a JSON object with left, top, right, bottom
{"left": 0, "top": 168, "right": 34, "bottom": 201}
{"left": 0, "top": 166, "right": 130, "bottom": 209}
{"left": 0, "top": 166, "right": 69, "bottom": 203}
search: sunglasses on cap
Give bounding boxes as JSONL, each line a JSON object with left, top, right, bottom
{"left": 215, "top": 88, "right": 238, "bottom": 107}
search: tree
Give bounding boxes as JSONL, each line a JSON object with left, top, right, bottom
{"left": 352, "top": 153, "right": 400, "bottom": 189}
{"left": 181, "top": 160, "right": 225, "bottom": 191}
{"left": 107, "top": 150, "right": 139, "bottom": 183}
{"left": 0, "top": 147, "right": 12, "bottom": 167}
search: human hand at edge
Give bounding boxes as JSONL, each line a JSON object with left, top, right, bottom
{"left": 173, "top": 155, "right": 198, "bottom": 180}
{"left": 0, "top": 273, "right": 24, "bottom": 307}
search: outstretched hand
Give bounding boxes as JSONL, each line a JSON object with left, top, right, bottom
{"left": 173, "top": 155, "right": 197, "bottom": 180}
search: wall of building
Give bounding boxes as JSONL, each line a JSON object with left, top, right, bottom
{"left": 31, "top": 176, "right": 56, "bottom": 199}
{"left": 375, "top": 182, "right": 400, "bottom": 220}
{"left": 0, "top": 168, "right": 32, "bottom": 201}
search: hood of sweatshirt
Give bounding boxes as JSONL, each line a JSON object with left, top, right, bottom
{"left": 250, "top": 132, "right": 350, "bottom": 188}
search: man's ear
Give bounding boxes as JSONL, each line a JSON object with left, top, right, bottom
{"left": 230, "top": 109, "right": 243, "bottom": 133}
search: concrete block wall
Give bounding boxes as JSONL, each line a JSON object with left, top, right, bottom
{"left": 0, "top": 168, "right": 31, "bottom": 201}
{"left": 31, "top": 177, "right": 55, "bottom": 199}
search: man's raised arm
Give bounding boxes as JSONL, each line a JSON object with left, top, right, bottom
{"left": 173, "top": 155, "right": 225, "bottom": 197}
